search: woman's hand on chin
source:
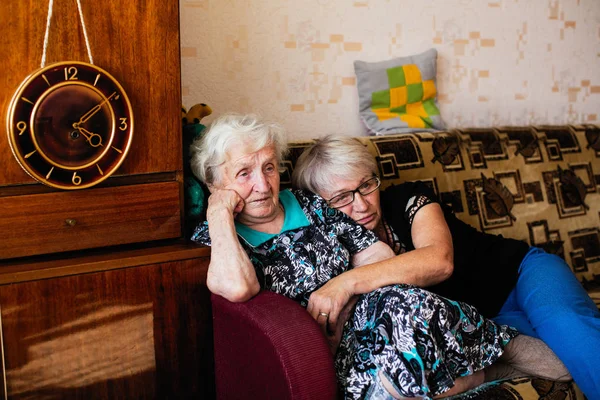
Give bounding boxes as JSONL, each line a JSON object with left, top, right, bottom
{"left": 207, "top": 187, "right": 245, "bottom": 219}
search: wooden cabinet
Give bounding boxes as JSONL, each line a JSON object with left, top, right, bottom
{"left": 0, "top": 1, "right": 214, "bottom": 397}
{"left": 0, "top": 0, "right": 183, "bottom": 259}
{"left": 0, "top": 0, "right": 182, "bottom": 182}
{"left": 0, "top": 245, "right": 215, "bottom": 399}
{"left": 0, "top": 182, "right": 181, "bottom": 259}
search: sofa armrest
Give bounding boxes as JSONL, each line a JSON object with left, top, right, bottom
{"left": 211, "top": 291, "right": 338, "bottom": 400}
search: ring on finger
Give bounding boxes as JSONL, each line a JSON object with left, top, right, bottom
{"left": 318, "top": 312, "right": 329, "bottom": 318}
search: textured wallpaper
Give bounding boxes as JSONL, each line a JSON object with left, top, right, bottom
{"left": 180, "top": 0, "right": 600, "bottom": 141}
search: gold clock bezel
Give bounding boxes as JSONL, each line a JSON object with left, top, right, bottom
{"left": 6, "top": 61, "right": 134, "bottom": 190}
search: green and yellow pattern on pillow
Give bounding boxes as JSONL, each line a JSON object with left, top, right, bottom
{"left": 354, "top": 48, "right": 446, "bottom": 135}
{"left": 371, "top": 64, "right": 439, "bottom": 129}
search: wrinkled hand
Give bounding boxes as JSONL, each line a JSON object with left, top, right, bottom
{"left": 206, "top": 188, "right": 245, "bottom": 220}
{"left": 307, "top": 274, "right": 355, "bottom": 354}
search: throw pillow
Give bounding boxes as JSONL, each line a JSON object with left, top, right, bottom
{"left": 354, "top": 48, "right": 445, "bottom": 135}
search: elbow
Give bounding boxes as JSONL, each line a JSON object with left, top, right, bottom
{"left": 437, "top": 246, "right": 454, "bottom": 281}
{"left": 226, "top": 284, "right": 260, "bottom": 303}
{"left": 207, "top": 276, "right": 260, "bottom": 303}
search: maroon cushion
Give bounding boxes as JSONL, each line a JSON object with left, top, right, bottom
{"left": 212, "top": 291, "right": 338, "bottom": 400}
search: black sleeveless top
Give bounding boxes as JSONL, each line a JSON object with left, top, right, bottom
{"left": 380, "top": 181, "right": 529, "bottom": 318}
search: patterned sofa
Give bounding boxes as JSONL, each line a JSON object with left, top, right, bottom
{"left": 277, "top": 124, "right": 600, "bottom": 399}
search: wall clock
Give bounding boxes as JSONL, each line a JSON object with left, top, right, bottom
{"left": 6, "top": 61, "right": 134, "bottom": 190}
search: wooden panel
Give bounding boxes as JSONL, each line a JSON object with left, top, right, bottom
{"left": 0, "top": 0, "right": 181, "bottom": 186}
{"left": 0, "top": 257, "right": 215, "bottom": 399}
{"left": 0, "top": 181, "right": 181, "bottom": 260}
{"left": 0, "top": 172, "right": 178, "bottom": 198}
{"left": 0, "top": 242, "right": 211, "bottom": 285}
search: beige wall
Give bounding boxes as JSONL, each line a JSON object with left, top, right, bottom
{"left": 180, "top": 0, "right": 600, "bottom": 141}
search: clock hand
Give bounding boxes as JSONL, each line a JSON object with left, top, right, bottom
{"left": 76, "top": 126, "right": 103, "bottom": 147}
{"left": 74, "top": 92, "right": 117, "bottom": 126}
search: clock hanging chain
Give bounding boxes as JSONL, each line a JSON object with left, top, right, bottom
{"left": 41, "top": 0, "right": 94, "bottom": 68}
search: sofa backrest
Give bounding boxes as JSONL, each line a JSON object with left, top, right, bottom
{"left": 282, "top": 124, "right": 600, "bottom": 304}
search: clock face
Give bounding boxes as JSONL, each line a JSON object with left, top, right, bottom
{"left": 6, "top": 61, "right": 134, "bottom": 190}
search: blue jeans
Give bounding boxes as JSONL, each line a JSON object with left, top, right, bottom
{"left": 494, "top": 247, "right": 600, "bottom": 400}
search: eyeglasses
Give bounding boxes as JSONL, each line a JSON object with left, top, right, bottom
{"left": 327, "top": 176, "right": 381, "bottom": 209}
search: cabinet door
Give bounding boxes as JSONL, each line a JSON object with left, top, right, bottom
{"left": 0, "top": 259, "right": 214, "bottom": 399}
{"left": 0, "top": 0, "right": 181, "bottom": 185}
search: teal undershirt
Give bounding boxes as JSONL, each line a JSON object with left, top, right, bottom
{"left": 235, "top": 189, "right": 310, "bottom": 247}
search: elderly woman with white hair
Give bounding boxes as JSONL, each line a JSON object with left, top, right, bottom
{"left": 188, "top": 114, "right": 566, "bottom": 399}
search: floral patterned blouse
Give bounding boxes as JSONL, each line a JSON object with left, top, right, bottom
{"left": 192, "top": 189, "right": 517, "bottom": 399}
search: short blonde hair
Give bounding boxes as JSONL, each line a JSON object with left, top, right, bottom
{"left": 190, "top": 113, "right": 288, "bottom": 185}
{"left": 292, "top": 135, "right": 378, "bottom": 194}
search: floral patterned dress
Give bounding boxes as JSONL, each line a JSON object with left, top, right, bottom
{"left": 192, "top": 189, "right": 517, "bottom": 399}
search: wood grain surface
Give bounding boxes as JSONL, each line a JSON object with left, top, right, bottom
{"left": 0, "top": 255, "right": 214, "bottom": 399}
{"left": 0, "top": 181, "right": 182, "bottom": 259}
{"left": 0, "top": 0, "right": 182, "bottom": 185}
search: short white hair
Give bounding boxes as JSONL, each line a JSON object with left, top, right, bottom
{"left": 292, "top": 135, "right": 378, "bottom": 195}
{"left": 190, "top": 113, "right": 288, "bottom": 185}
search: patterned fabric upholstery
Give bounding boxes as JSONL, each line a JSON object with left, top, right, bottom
{"left": 280, "top": 124, "right": 600, "bottom": 399}
{"left": 446, "top": 377, "right": 585, "bottom": 399}
{"left": 283, "top": 124, "right": 600, "bottom": 307}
